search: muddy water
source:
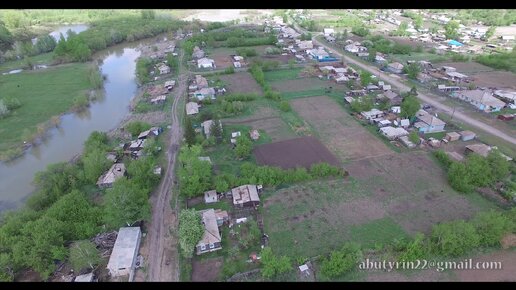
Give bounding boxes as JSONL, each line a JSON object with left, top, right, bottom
{"left": 0, "top": 45, "right": 141, "bottom": 212}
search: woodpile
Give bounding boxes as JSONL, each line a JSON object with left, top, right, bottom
{"left": 92, "top": 231, "right": 118, "bottom": 258}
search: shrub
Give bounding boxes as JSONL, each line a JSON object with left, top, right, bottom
{"left": 279, "top": 101, "right": 291, "bottom": 112}
{"left": 125, "top": 121, "right": 151, "bottom": 138}
{"left": 433, "top": 150, "right": 452, "bottom": 169}
{"left": 430, "top": 220, "right": 480, "bottom": 257}
{"left": 321, "top": 243, "right": 362, "bottom": 278}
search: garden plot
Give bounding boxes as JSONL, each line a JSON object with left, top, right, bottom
{"left": 219, "top": 72, "right": 263, "bottom": 94}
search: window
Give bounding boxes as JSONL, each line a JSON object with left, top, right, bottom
{"left": 209, "top": 243, "right": 215, "bottom": 249}
{"left": 200, "top": 244, "right": 206, "bottom": 251}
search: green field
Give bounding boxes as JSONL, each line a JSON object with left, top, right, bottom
{"left": 0, "top": 53, "right": 54, "bottom": 72}
{"left": 264, "top": 68, "right": 304, "bottom": 82}
{"left": 0, "top": 63, "right": 94, "bottom": 156}
{"left": 388, "top": 52, "right": 451, "bottom": 64}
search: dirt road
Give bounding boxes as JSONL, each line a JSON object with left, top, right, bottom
{"left": 292, "top": 23, "right": 516, "bottom": 146}
{"left": 146, "top": 51, "right": 187, "bottom": 282}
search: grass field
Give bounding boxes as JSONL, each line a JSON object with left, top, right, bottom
{"left": 389, "top": 52, "right": 450, "bottom": 64}
{"left": 0, "top": 53, "right": 54, "bottom": 72}
{"left": 0, "top": 63, "right": 94, "bottom": 155}
{"left": 264, "top": 68, "right": 304, "bottom": 82}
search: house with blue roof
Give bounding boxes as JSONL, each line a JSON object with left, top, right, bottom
{"left": 447, "top": 40, "right": 464, "bottom": 47}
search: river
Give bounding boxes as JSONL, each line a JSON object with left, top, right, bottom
{"left": 31, "top": 24, "right": 89, "bottom": 45}
{"left": 0, "top": 44, "right": 142, "bottom": 212}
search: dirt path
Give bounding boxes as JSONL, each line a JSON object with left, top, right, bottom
{"left": 292, "top": 23, "right": 516, "bottom": 146}
{"left": 145, "top": 51, "right": 187, "bottom": 282}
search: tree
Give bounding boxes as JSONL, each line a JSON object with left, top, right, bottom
{"left": 235, "top": 135, "right": 253, "bottom": 159}
{"left": 288, "top": 58, "right": 296, "bottom": 69}
{"left": 486, "top": 149, "right": 510, "bottom": 181}
{"left": 398, "top": 233, "right": 428, "bottom": 262}
{"left": 125, "top": 121, "right": 151, "bottom": 138}
{"left": 210, "top": 120, "right": 223, "bottom": 143}
{"left": 279, "top": 101, "right": 291, "bottom": 112}
{"left": 69, "top": 240, "right": 101, "bottom": 271}
{"left": 413, "top": 14, "right": 423, "bottom": 30}
{"left": 177, "top": 145, "right": 213, "bottom": 197}
{"left": 141, "top": 10, "right": 156, "bottom": 20}
{"left": 103, "top": 178, "right": 151, "bottom": 229}
{"left": 360, "top": 70, "right": 372, "bottom": 87}
{"left": 408, "top": 131, "right": 419, "bottom": 144}
{"left": 431, "top": 220, "right": 480, "bottom": 257}
{"left": 343, "top": 29, "right": 348, "bottom": 39}
{"left": 400, "top": 94, "right": 420, "bottom": 118}
{"left": 351, "top": 25, "right": 369, "bottom": 37}
{"left": 0, "top": 100, "right": 10, "bottom": 119}
{"left": 404, "top": 63, "right": 421, "bottom": 79}
{"left": 448, "top": 162, "right": 474, "bottom": 193}
{"left": 367, "top": 49, "right": 376, "bottom": 62}
{"left": 0, "top": 20, "right": 14, "bottom": 51}
{"left": 167, "top": 53, "right": 178, "bottom": 74}
{"left": 444, "top": 20, "right": 460, "bottom": 40}
{"left": 214, "top": 175, "right": 230, "bottom": 193}
{"left": 184, "top": 117, "right": 196, "bottom": 146}
{"left": 466, "top": 153, "right": 493, "bottom": 187}
{"left": 126, "top": 157, "right": 161, "bottom": 192}
{"left": 178, "top": 209, "right": 204, "bottom": 258}
{"left": 395, "top": 21, "right": 409, "bottom": 36}
{"left": 473, "top": 210, "right": 511, "bottom": 247}
{"left": 260, "top": 247, "right": 291, "bottom": 279}
{"left": 44, "top": 190, "right": 101, "bottom": 241}
{"left": 82, "top": 148, "right": 111, "bottom": 184}
{"left": 34, "top": 34, "right": 57, "bottom": 54}
{"left": 484, "top": 26, "right": 495, "bottom": 40}
{"left": 321, "top": 243, "right": 362, "bottom": 278}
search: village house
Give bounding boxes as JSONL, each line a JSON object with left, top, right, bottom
{"left": 196, "top": 209, "right": 222, "bottom": 255}
{"left": 231, "top": 184, "right": 261, "bottom": 208}
{"left": 150, "top": 95, "right": 167, "bottom": 105}
{"left": 493, "top": 90, "right": 516, "bottom": 106}
{"left": 451, "top": 90, "right": 506, "bottom": 112}
{"left": 437, "top": 84, "right": 462, "bottom": 93}
{"left": 214, "top": 209, "right": 229, "bottom": 226}
{"left": 233, "top": 62, "right": 241, "bottom": 68}
{"left": 201, "top": 119, "right": 214, "bottom": 137}
{"left": 158, "top": 64, "right": 170, "bottom": 75}
{"left": 186, "top": 102, "right": 199, "bottom": 115}
{"left": 193, "top": 87, "right": 216, "bottom": 101}
{"left": 445, "top": 132, "right": 461, "bottom": 142}
{"left": 107, "top": 227, "right": 142, "bottom": 279}
{"left": 414, "top": 109, "right": 446, "bottom": 133}
{"left": 128, "top": 139, "right": 146, "bottom": 152}
{"left": 379, "top": 126, "right": 409, "bottom": 140}
{"left": 164, "top": 80, "right": 175, "bottom": 91}
{"left": 74, "top": 273, "right": 94, "bottom": 282}
{"left": 194, "top": 75, "right": 209, "bottom": 89}
{"left": 297, "top": 40, "right": 314, "bottom": 51}
{"left": 465, "top": 143, "right": 492, "bottom": 157}
{"left": 375, "top": 55, "right": 387, "bottom": 64}
{"left": 97, "top": 163, "right": 126, "bottom": 188}
{"left": 192, "top": 46, "right": 205, "bottom": 59}
{"left": 361, "top": 108, "right": 385, "bottom": 121}
{"left": 323, "top": 28, "right": 335, "bottom": 36}
{"left": 204, "top": 190, "right": 218, "bottom": 204}
{"left": 387, "top": 62, "right": 404, "bottom": 74}
{"left": 138, "top": 127, "right": 161, "bottom": 139}
{"left": 197, "top": 58, "right": 216, "bottom": 69}
{"left": 379, "top": 90, "right": 402, "bottom": 106}
{"left": 459, "top": 130, "right": 476, "bottom": 141}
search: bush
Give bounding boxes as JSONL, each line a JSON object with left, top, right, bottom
{"left": 264, "top": 47, "right": 281, "bottom": 55}
{"left": 321, "top": 243, "right": 362, "bottom": 278}
{"left": 236, "top": 47, "right": 257, "bottom": 57}
{"left": 433, "top": 150, "right": 452, "bottom": 169}
{"left": 72, "top": 94, "right": 90, "bottom": 112}
{"left": 0, "top": 99, "right": 10, "bottom": 118}
{"left": 260, "top": 247, "right": 292, "bottom": 279}
{"left": 351, "top": 26, "right": 369, "bottom": 37}
{"left": 224, "top": 66, "right": 235, "bottom": 74}
{"left": 279, "top": 101, "right": 291, "bottom": 112}
{"left": 430, "top": 220, "right": 480, "bottom": 257}
{"left": 473, "top": 210, "right": 511, "bottom": 247}
{"left": 408, "top": 131, "right": 420, "bottom": 144}
{"left": 125, "top": 121, "right": 151, "bottom": 138}
{"left": 178, "top": 209, "right": 204, "bottom": 258}
{"left": 397, "top": 233, "right": 428, "bottom": 262}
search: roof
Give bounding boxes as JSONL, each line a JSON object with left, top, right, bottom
{"left": 380, "top": 126, "right": 409, "bottom": 137}
{"left": 299, "top": 264, "right": 309, "bottom": 272}
{"left": 202, "top": 120, "right": 214, "bottom": 136}
{"left": 446, "top": 132, "right": 461, "bottom": 138}
{"left": 197, "top": 209, "right": 221, "bottom": 246}
{"left": 361, "top": 109, "right": 384, "bottom": 118}
{"left": 198, "top": 58, "right": 215, "bottom": 66}
{"left": 494, "top": 90, "right": 516, "bottom": 102}
{"left": 466, "top": 143, "right": 491, "bottom": 157}
{"left": 446, "top": 71, "right": 469, "bottom": 79}
{"left": 107, "top": 227, "right": 141, "bottom": 273}
{"left": 150, "top": 95, "right": 167, "bottom": 103}
{"left": 232, "top": 184, "right": 260, "bottom": 205}
{"left": 138, "top": 127, "right": 160, "bottom": 139}
{"left": 97, "top": 163, "right": 126, "bottom": 186}
{"left": 388, "top": 62, "right": 404, "bottom": 70}
{"left": 323, "top": 28, "right": 335, "bottom": 34}
{"left": 416, "top": 109, "right": 446, "bottom": 127}
{"left": 459, "top": 130, "right": 476, "bottom": 137}
{"left": 458, "top": 90, "right": 506, "bottom": 108}
{"left": 195, "top": 75, "right": 208, "bottom": 88}
{"left": 164, "top": 80, "right": 175, "bottom": 87}
{"left": 333, "top": 67, "right": 347, "bottom": 74}
{"left": 383, "top": 90, "right": 399, "bottom": 100}
{"left": 204, "top": 190, "right": 218, "bottom": 203}
{"left": 214, "top": 209, "right": 228, "bottom": 221}
{"left": 186, "top": 102, "right": 199, "bottom": 115}
{"left": 400, "top": 119, "right": 410, "bottom": 127}
{"left": 74, "top": 273, "right": 94, "bottom": 282}
{"left": 447, "top": 40, "right": 464, "bottom": 46}
{"left": 198, "top": 156, "right": 212, "bottom": 163}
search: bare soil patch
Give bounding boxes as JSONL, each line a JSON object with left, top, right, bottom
{"left": 253, "top": 136, "right": 340, "bottom": 169}
{"left": 192, "top": 257, "right": 224, "bottom": 282}
{"left": 290, "top": 96, "right": 393, "bottom": 162}
{"left": 455, "top": 250, "right": 516, "bottom": 282}
{"left": 219, "top": 72, "right": 263, "bottom": 94}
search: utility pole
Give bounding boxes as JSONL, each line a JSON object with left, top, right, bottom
{"left": 450, "top": 105, "right": 456, "bottom": 121}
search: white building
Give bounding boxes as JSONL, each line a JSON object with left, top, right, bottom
{"left": 197, "top": 58, "right": 216, "bottom": 69}
{"left": 379, "top": 126, "right": 409, "bottom": 140}
{"left": 186, "top": 102, "right": 199, "bottom": 115}
{"left": 107, "top": 227, "right": 142, "bottom": 279}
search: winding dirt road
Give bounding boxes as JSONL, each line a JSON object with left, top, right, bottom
{"left": 293, "top": 23, "right": 516, "bottom": 146}
{"left": 146, "top": 51, "right": 188, "bottom": 282}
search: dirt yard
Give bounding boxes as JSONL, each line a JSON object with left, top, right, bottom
{"left": 271, "top": 78, "right": 347, "bottom": 93}
{"left": 438, "top": 61, "right": 516, "bottom": 90}
{"left": 191, "top": 257, "right": 224, "bottom": 282}
{"left": 258, "top": 54, "right": 295, "bottom": 64}
{"left": 253, "top": 136, "right": 340, "bottom": 169}
{"left": 454, "top": 250, "right": 516, "bottom": 282}
{"left": 222, "top": 105, "right": 296, "bottom": 142}
{"left": 290, "top": 96, "right": 393, "bottom": 162}
{"left": 219, "top": 72, "right": 263, "bottom": 94}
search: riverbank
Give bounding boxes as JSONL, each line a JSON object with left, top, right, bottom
{"left": 0, "top": 62, "right": 102, "bottom": 161}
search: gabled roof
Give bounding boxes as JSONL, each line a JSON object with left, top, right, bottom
{"left": 416, "top": 109, "right": 446, "bottom": 127}
{"left": 232, "top": 184, "right": 260, "bottom": 205}
{"left": 197, "top": 209, "right": 221, "bottom": 246}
